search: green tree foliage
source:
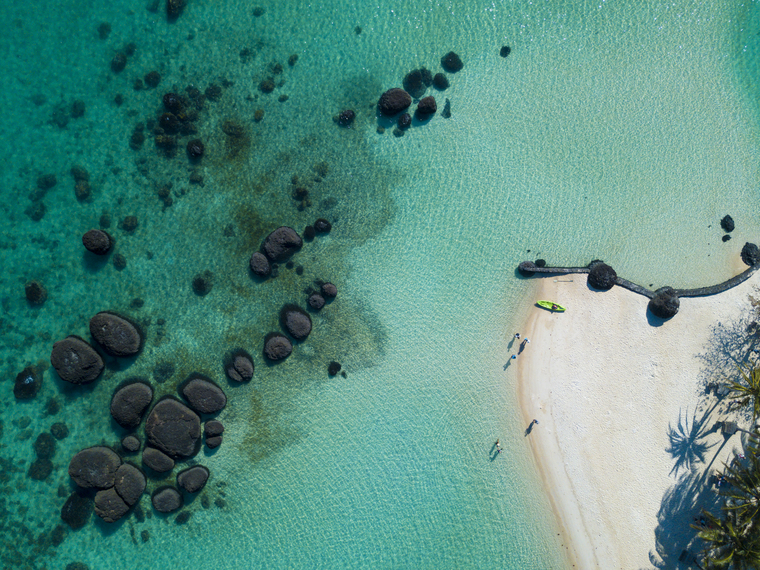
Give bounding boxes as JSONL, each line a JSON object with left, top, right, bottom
{"left": 727, "top": 365, "right": 760, "bottom": 420}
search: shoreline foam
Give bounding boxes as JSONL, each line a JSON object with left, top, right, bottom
{"left": 516, "top": 271, "right": 759, "bottom": 568}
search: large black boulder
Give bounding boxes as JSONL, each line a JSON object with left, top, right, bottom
{"left": 68, "top": 446, "right": 122, "bottom": 489}
{"left": 263, "top": 333, "right": 292, "bottom": 361}
{"left": 721, "top": 215, "right": 735, "bottom": 232}
{"left": 587, "top": 261, "right": 617, "bottom": 290}
{"left": 14, "top": 366, "right": 42, "bottom": 399}
{"left": 94, "top": 488, "right": 130, "bottom": 523}
{"left": 262, "top": 227, "right": 302, "bottom": 261}
{"left": 225, "top": 351, "right": 254, "bottom": 383}
{"left": 441, "top": 51, "right": 463, "bottom": 72}
{"left": 61, "top": 492, "right": 93, "bottom": 529}
{"left": 110, "top": 381, "right": 154, "bottom": 429}
{"left": 416, "top": 96, "right": 437, "bottom": 116}
{"left": 89, "top": 312, "right": 142, "bottom": 357}
{"left": 82, "top": 229, "right": 113, "bottom": 255}
{"left": 249, "top": 252, "right": 271, "bottom": 277}
{"left": 377, "top": 88, "right": 412, "bottom": 116}
{"left": 144, "top": 398, "right": 201, "bottom": 458}
{"left": 176, "top": 465, "right": 210, "bottom": 493}
{"left": 152, "top": 486, "right": 183, "bottom": 513}
{"left": 50, "top": 336, "right": 104, "bottom": 384}
{"left": 204, "top": 420, "right": 224, "bottom": 437}
{"left": 280, "top": 304, "right": 312, "bottom": 340}
{"left": 741, "top": 242, "right": 760, "bottom": 267}
{"left": 142, "top": 447, "right": 175, "bottom": 473}
{"left": 180, "top": 375, "right": 227, "bottom": 414}
{"left": 113, "top": 463, "right": 146, "bottom": 506}
{"left": 648, "top": 287, "right": 680, "bottom": 319}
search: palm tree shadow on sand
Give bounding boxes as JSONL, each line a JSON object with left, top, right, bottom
{"left": 666, "top": 406, "right": 720, "bottom": 478}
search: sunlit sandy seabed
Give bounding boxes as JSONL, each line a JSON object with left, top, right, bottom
{"left": 1, "top": 1, "right": 760, "bottom": 568}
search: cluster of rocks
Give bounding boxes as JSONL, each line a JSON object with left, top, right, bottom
{"left": 372, "top": 50, "right": 464, "bottom": 137}
{"left": 721, "top": 214, "right": 734, "bottom": 242}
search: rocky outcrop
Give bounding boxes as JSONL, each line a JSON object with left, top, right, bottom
{"left": 68, "top": 446, "right": 122, "bottom": 489}
{"left": 587, "top": 261, "right": 617, "bottom": 290}
{"left": 741, "top": 242, "right": 760, "bottom": 266}
{"left": 144, "top": 398, "right": 201, "bottom": 458}
{"left": 417, "top": 96, "right": 437, "bottom": 116}
{"left": 142, "top": 447, "right": 175, "bottom": 473}
{"left": 114, "top": 463, "right": 146, "bottom": 506}
{"left": 14, "top": 366, "right": 42, "bottom": 399}
{"left": 249, "top": 252, "right": 271, "bottom": 277}
{"left": 89, "top": 312, "right": 142, "bottom": 357}
{"left": 225, "top": 352, "right": 253, "bottom": 383}
{"left": 721, "top": 215, "right": 735, "bottom": 232}
{"left": 152, "top": 487, "right": 183, "bottom": 513}
{"left": 94, "top": 488, "right": 130, "bottom": 523}
{"left": 51, "top": 336, "right": 104, "bottom": 384}
{"left": 280, "top": 305, "right": 312, "bottom": 340}
{"left": 263, "top": 333, "right": 292, "bottom": 361}
{"left": 180, "top": 375, "right": 227, "bottom": 414}
{"left": 262, "top": 227, "right": 302, "bottom": 261}
{"left": 377, "top": 88, "right": 412, "bottom": 116}
{"left": 176, "top": 465, "right": 210, "bottom": 493}
{"left": 648, "top": 287, "right": 679, "bottom": 319}
{"left": 82, "top": 229, "right": 113, "bottom": 255}
{"left": 110, "top": 381, "right": 154, "bottom": 429}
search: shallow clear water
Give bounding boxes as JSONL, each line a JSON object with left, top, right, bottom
{"left": 1, "top": 0, "right": 759, "bottom": 568}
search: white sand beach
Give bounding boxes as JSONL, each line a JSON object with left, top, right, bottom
{"left": 517, "top": 268, "right": 759, "bottom": 569}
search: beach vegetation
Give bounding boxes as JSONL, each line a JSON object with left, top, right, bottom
{"left": 727, "top": 365, "right": 760, "bottom": 420}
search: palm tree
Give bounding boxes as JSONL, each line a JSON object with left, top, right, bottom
{"left": 694, "top": 508, "right": 760, "bottom": 569}
{"left": 727, "top": 365, "right": 760, "bottom": 420}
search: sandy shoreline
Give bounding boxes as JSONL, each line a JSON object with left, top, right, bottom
{"left": 516, "top": 271, "right": 759, "bottom": 569}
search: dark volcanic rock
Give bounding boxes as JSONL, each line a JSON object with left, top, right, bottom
{"left": 518, "top": 261, "right": 537, "bottom": 277}
{"left": 417, "top": 96, "right": 437, "bottom": 116}
{"left": 441, "top": 51, "right": 463, "bottom": 72}
{"left": 204, "top": 420, "right": 224, "bottom": 437}
{"left": 82, "top": 229, "right": 113, "bottom": 255}
{"left": 50, "top": 336, "right": 104, "bottom": 384}
{"left": 263, "top": 333, "right": 292, "bottom": 361}
{"left": 25, "top": 280, "right": 47, "bottom": 305}
{"left": 742, "top": 242, "right": 760, "bottom": 266}
{"left": 186, "top": 139, "right": 205, "bottom": 159}
{"left": 314, "top": 218, "right": 332, "bottom": 233}
{"left": 377, "top": 88, "right": 412, "bottom": 116}
{"left": 205, "top": 435, "right": 223, "bottom": 449}
{"left": 722, "top": 235, "right": 732, "bottom": 243}
{"left": 51, "top": 422, "right": 69, "bottom": 440}
{"left": 180, "top": 375, "right": 227, "bottom": 414}
{"left": 144, "top": 397, "right": 202, "bottom": 458}
{"left": 61, "top": 492, "right": 93, "bottom": 529}
{"left": 14, "top": 366, "right": 42, "bottom": 399}
{"left": 397, "top": 113, "right": 411, "bottom": 130}
{"left": 721, "top": 215, "right": 735, "bottom": 232}
{"left": 176, "top": 465, "right": 210, "bottom": 493}
{"left": 337, "top": 110, "right": 355, "bottom": 127}
{"left": 226, "top": 352, "right": 254, "bottom": 383}
{"left": 321, "top": 282, "right": 337, "bottom": 298}
{"left": 280, "top": 304, "right": 312, "bottom": 340}
{"left": 262, "top": 226, "right": 302, "bottom": 261}
{"left": 114, "top": 463, "right": 146, "bottom": 506}
{"left": 110, "top": 381, "right": 154, "bottom": 429}
{"left": 432, "top": 73, "right": 449, "bottom": 90}
{"left": 34, "top": 432, "right": 56, "bottom": 459}
{"left": 402, "top": 69, "right": 427, "bottom": 99}
{"left": 500, "top": 45, "right": 512, "bottom": 57}
{"left": 68, "top": 446, "right": 122, "bottom": 489}
{"left": 192, "top": 270, "right": 214, "bottom": 296}
{"left": 142, "top": 447, "right": 175, "bottom": 473}
{"left": 587, "top": 262, "right": 617, "bottom": 291}
{"left": 166, "top": 0, "right": 185, "bottom": 19}
{"left": 89, "top": 312, "right": 142, "bottom": 357}
{"left": 328, "top": 361, "right": 341, "bottom": 376}
{"left": 648, "top": 287, "right": 679, "bottom": 319}
{"left": 308, "top": 293, "right": 325, "bottom": 310}
{"left": 94, "top": 488, "right": 130, "bottom": 523}
{"left": 111, "top": 53, "right": 127, "bottom": 73}
{"left": 249, "top": 251, "right": 271, "bottom": 277}
{"left": 122, "top": 435, "right": 141, "bottom": 453}
{"left": 152, "top": 486, "right": 183, "bottom": 513}
{"left": 29, "top": 458, "right": 54, "bottom": 480}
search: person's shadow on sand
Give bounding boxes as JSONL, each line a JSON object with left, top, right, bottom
{"left": 524, "top": 420, "right": 538, "bottom": 436}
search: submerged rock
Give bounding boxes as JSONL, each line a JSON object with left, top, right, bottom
{"left": 249, "top": 251, "right": 271, "bottom": 277}
{"left": 280, "top": 304, "right": 312, "bottom": 340}
{"left": 180, "top": 375, "right": 227, "bottom": 414}
{"left": 263, "top": 333, "right": 292, "bottom": 361}
{"left": 94, "top": 488, "right": 129, "bottom": 523}
{"left": 152, "top": 486, "right": 183, "bottom": 513}
{"left": 262, "top": 226, "right": 303, "bottom": 261}
{"left": 61, "top": 492, "right": 93, "bottom": 529}
{"left": 226, "top": 352, "right": 254, "bottom": 382}
{"left": 25, "top": 280, "right": 47, "bottom": 305}
{"left": 14, "top": 366, "right": 42, "bottom": 399}
{"left": 82, "top": 229, "right": 113, "bottom": 255}
{"left": 441, "top": 51, "right": 463, "bottom": 72}
{"left": 176, "top": 465, "right": 210, "bottom": 493}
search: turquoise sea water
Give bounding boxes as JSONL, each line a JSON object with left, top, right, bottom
{"left": 2, "top": 1, "right": 760, "bottom": 568}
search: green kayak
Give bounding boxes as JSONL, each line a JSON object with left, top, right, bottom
{"left": 537, "top": 300, "right": 566, "bottom": 312}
